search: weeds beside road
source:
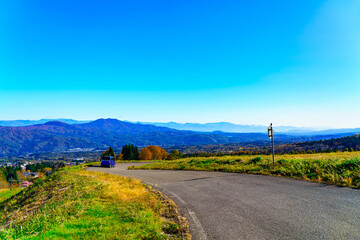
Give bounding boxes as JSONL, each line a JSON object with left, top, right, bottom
{"left": 130, "top": 152, "right": 360, "bottom": 188}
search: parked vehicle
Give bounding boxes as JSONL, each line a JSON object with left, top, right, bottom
{"left": 101, "top": 156, "right": 115, "bottom": 168}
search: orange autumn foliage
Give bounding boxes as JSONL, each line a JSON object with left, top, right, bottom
{"left": 140, "top": 145, "right": 168, "bottom": 160}
{"left": 139, "top": 148, "right": 152, "bottom": 160}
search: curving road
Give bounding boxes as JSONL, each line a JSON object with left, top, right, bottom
{"left": 87, "top": 163, "right": 360, "bottom": 240}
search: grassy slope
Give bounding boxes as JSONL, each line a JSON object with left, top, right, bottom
{"left": 130, "top": 152, "right": 360, "bottom": 188}
{"left": 0, "top": 166, "right": 189, "bottom": 240}
{"left": 0, "top": 189, "right": 22, "bottom": 202}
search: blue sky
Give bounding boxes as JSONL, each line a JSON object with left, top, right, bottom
{"left": 1, "top": 0, "right": 359, "bottom": 128}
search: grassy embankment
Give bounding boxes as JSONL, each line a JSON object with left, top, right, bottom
{"left": 0, "top": 165, "right": 189, "bottom": 240}
{"left": 130, "top": 152, "right": 360, "bottom": 188}
{"left": 0, "top": 189, "right": 22, "bottom": 202}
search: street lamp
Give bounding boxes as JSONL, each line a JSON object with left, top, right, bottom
{"left": 268, "top": 123, "right": 275, "bottom": 165}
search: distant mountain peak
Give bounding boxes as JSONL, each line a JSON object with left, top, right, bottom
{"left": 80, "top": 118, "right": 125, "bottom": 128}
{"left": 91, "top": 118, "right": 117, "bottom": 123}
{"left": 43, "top": 121, "right": 71, "bottom": 127}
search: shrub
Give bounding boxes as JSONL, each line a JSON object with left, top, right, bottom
{"left": 163, "top": 222, "right": 180, "bottom": 234}
{"left": 336, "top": 159, "right": 360, "bottom": 171}
{"left": 250, "top": 157, "right": 262, "bottom": 164}
{"left": 277, "top": 159, "right": 287, "bottom": 165}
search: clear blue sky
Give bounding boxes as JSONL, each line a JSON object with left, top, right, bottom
{"left": 1, "top": 0, "right": 359, "bottom": 128}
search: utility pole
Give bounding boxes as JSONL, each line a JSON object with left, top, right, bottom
{"left": 268, "top": 123, "right": 275, "bottom": 165}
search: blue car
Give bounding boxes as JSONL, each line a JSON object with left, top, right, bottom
{"left": 101, "top": 156, "right": 115, "bottom": 168}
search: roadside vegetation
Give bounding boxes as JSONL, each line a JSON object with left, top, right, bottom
{"left": 0, "top": 165, "right": 189, "bottom": 240}
{"left": 130, "top": 151, "right": 360, "bottom": 189}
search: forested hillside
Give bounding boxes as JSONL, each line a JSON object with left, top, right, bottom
{"left": 1, "top": 118, "right": 358, "bottom": 157}
{"left": 0, "top": 119, "right": 266, "bottom": 156}
{"left": 294, "top": 134, "right": 360, "bottom": 152}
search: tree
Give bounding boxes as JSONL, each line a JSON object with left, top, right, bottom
{"left": 171, "top": 150, "right": 180, "bottom": 158}
{"left": 141, "top": 145, "right": 168, "bottom": 160}
{"left": 3, "top": 166, "right": 18, "bottom": 181}
{"left": 122, "top": 144, "right": 140, "bottom": 160}
{"left": 116, "top": 153, "right": 123, "bottom": 160}
{"left": 108, "top": 146, "right": 115, "bottom": 158}
{"left": 122, "top": 144, "right": 132, "bottom": 160}
{"left": 134, "top": 146, "right": 140, "bottom": 160}
{"left": 100, "top": 146, "right": 116, "bottom": 160}
{"left": 26, "top": 164, "right": 37, "bottom": 172}
{"left": 42, "top": 167, "right": 52, "bottom": 174}
{"left": 166, "top": 149, "right": 182, "bottom": 160}
{"left": 129, "top": 144, "right": 134, "bottom": 160}
{"left": 121, "top": 144, "right": 128, "bottom": 160}
{"left": 140, "top": 148, "right": 152, "bottom": 160}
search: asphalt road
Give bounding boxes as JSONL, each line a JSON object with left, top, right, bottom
{"left": 86, "top": 163, "right": 360, "bottom": 240}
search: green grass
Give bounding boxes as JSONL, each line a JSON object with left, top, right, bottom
{"left": 0, "top": 189, "right": 23, "bottom": 202}
{"left": 130, "top": 152, "right": 360, "bottom": 189}
{"left": 0, "top": 166, "right": 189, "bottom": 240}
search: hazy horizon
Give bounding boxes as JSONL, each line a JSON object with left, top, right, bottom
{"left": 0, "top": 118, "right": 347, "bottom": 130}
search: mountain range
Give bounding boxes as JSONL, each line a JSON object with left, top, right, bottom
{"left": 1, "top": 118, "right": 359, "bottom": 157}
{"left": 0, "top": 119, "right": 90, "bottom": 127}
{"left": 139, "top": 121, "right": 319, "bottom": 133}
{"left": 2, "top": 119, "right": 359, "bottom": 135}
{"left": 0, "top": 119, "right": 266, "bottom": 156}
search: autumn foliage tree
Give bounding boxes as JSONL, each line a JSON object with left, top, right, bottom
{"left": 116, "top": 153, "right": 123, "bottom": 160}
{"left": 139, "top": 148, "right": 152, "bottom": 160}
{"left": 139, "top": 145, "right": 168, "bottom": 160}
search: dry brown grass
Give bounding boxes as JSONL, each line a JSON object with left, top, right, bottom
{"left": 0, "top": 166, "right": 190, "bottom": 239}
{"left": 75, "top": 170, "right": 157, "bottom": 205}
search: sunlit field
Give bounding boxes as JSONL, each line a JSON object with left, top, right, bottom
{"left": 130, "top": 151, "right": 360, "bottom": 188}
{"left": 0, "top": 188, "right": 22, "bottom": 202}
